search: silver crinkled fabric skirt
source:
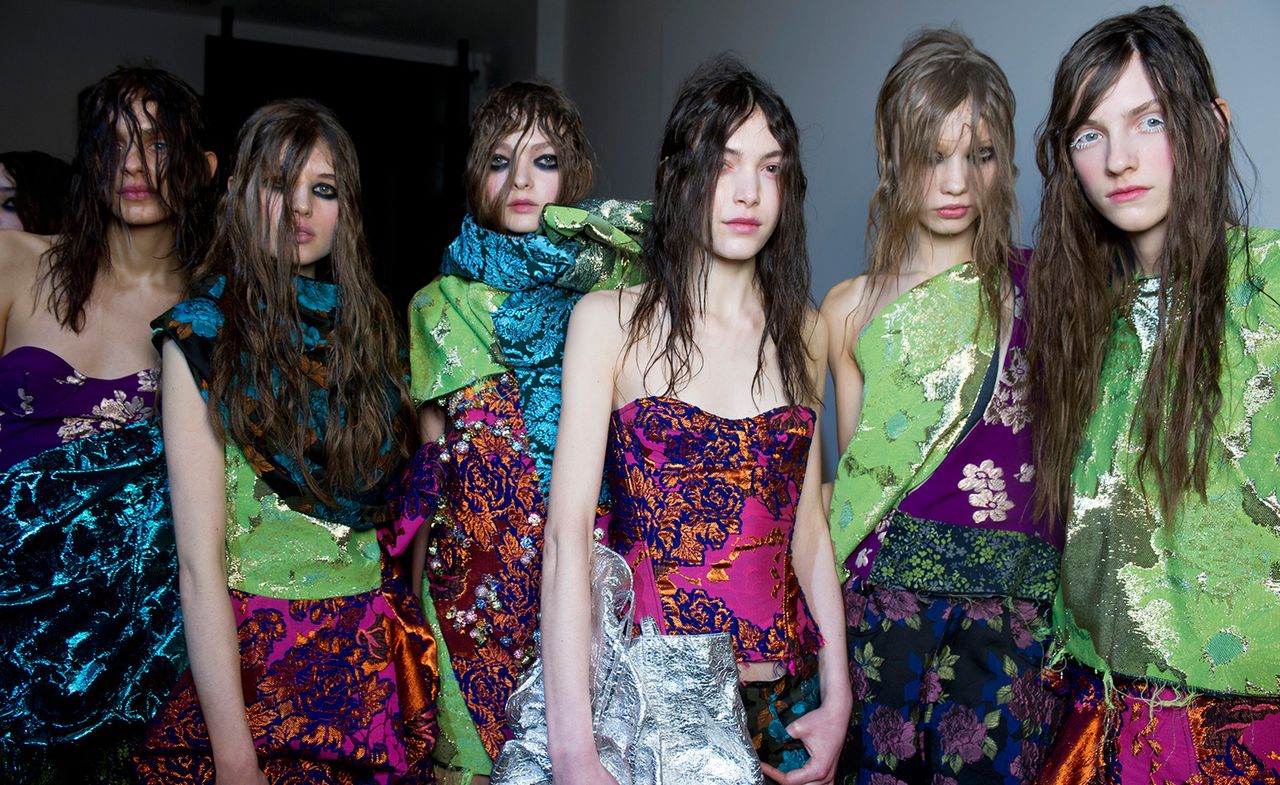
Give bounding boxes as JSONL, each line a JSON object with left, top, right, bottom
{"left": 491, "top": 543, "right": 762, "bottom": 785}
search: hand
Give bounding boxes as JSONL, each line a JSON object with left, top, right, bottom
{"left": 759, "top": 702, "right": 850, "bottom": 785}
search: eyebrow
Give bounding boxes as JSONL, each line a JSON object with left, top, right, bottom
{"left": 1080, "top": 98, "right": 1163, "bottom": 128}
{"left": 723, "top": 147, "right": 783, "bottom": 159}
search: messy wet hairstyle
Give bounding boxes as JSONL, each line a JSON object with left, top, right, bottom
{"left": 1027, "top": 5, "right": 1248, "bottom": 519}
{"left": 0, "top": 150, "right": 72, "bottom": 234}
{"left": 867, "top": 28, "right": 1018, "bottom": 332}
{"left": 464, "top": 81, "right": 593, "bottom": 231}
{"left": 198, "top": 99, "right": 414, "bottom": 504}
{"left": 627, "top": 55, "right": 816, "bottom": 407}
{"left": 43, "top": 66, "right": 215, "bottom": 330}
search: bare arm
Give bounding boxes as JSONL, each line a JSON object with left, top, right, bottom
{"left": 820, "top": 277, "right": 868, "bottom": 454}
{"left": 764, "top": 318, "right": 850, "bottom": 785}
{"left": 0, "top": 231, "right": 50, "bottom": 354}
{"left": 541, "top": 292, "right": 625, "bottom": 785}
{"left": 162, "top": 339, "right": 266, "bottom": 785}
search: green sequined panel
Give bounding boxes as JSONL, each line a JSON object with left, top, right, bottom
{"left": 1060, "top": 227, "right": 1280, "bottom": 697}
{"left": 223, "top": 443, "right": 381, "bottom": 599}
{"left": 828, "top": 263, "right": 996, "bottom": 579}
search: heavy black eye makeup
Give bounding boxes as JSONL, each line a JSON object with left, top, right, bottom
{"left": 490, "top": 154, "right": 510, "bottom": 171}
{"left": 534, "top": 154, "right": 558, "bottom": 170}
{"left": 313, "top": 182, "right": 338, "bottom": 200}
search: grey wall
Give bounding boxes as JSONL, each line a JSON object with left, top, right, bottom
{"left": 563, "top": 0, "right": 1280, "bottom": 473}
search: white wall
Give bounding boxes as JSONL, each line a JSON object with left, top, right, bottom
{"left": 564, "top": 0, "right": 1280, "bottom": 472}
{"left": 0, "top": 0, "right": 462, "bottom": 160}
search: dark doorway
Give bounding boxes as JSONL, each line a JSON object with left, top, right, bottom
{"left": 203, "top": 35, "right": 470, "bottom": 318}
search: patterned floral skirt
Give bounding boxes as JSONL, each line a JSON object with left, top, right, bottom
{"left": 1038, "top": 665, "right": 1280, "bottom": 785}
{"left": 427, "top": 374, "right": 547, "bottom": 759}
{"left": 837, "top": 583, "right": 1064, "bottom": 785}
{"left": 133, "top": 561, "right": 438, "bottom": 785}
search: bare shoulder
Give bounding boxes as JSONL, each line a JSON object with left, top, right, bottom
{"left": 572, "top": 285, "right": 640, "bottom": 336}
{"left": 0, "top": 231, "right": 53, "bottom": 284}
{"left": 819, "top": 275, "right": 869, "bottom": 321}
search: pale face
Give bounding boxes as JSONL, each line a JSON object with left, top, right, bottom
{"left": 111, "top": 99, "right": 172, "bottom": 228}
{"left": 1068, "top": 55, "right": 1174, "bottom": 268}
{"left": 483, "top": 124, "right": 561, "bottom": 234}
{"left": 916, "top": 102, "right": 996, "bottom": 246}
{"left": 0, "top": 164, "right": 20, "bottom": 230}
{"left": 265, "top": 142, "right": 339, "bottom": 278}
{"left": 709, "top": 108, "right": 783, "bottom": 266}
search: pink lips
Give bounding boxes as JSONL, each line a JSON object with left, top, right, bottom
{"left": 295, "top": 226, "right": 315, "bottom": 243}
{"left": 508, "top": 199, "right": 538, "bottom": 214}
{"left": 936, "top": 205, "right": 969, "bottom": 220}
{"left": 725, "top": 217, "right": 761, "bottom": 234}
{"left": 119, "top": 186, "right": 153, "bottom": 201}
{"left": 1107, "top": 186, "right": 1151, "bottom": 203}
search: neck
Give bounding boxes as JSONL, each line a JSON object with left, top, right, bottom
{"left": 105, "top": 222, "right": 179, "bottom": 280}
{"left": 702, "top": 255, "right": 761, "bottom": 319}
{"left": 906, "top": 225, "right": 976, "bottom": 275}
{"left": 1131, "top": 225, "right": 1167, "bottom": 276}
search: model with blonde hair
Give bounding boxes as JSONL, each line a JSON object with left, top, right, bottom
{"left": 1027, "top": 6, "right": 1280, "bottom": 782}
{"left": 823, "top": 29, "right": 1062, "bottom": 784}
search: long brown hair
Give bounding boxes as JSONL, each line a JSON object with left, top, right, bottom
{"left": 867, "top": 28, "right": 1017, "bottom": 331}
{"left": 464, "top": 81, "right": 593, "bottom": 231}
{"left": 1027, "top": 5, "right": 1247, "bottom": 519}
{"left": 628, "top": 55, "right": 816, "bottom": 407}
{"left": 199, "top": 99, "right": 414, "bottom": 503}
{"left": 44, "top": 67, "right": 215, "bottom": 330}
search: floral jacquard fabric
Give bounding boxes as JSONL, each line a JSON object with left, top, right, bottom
{"left": 0, "top": 345, "right": 157, "bottom": 472}
{"left": 1038, "top": 667, "right": 1280, "bottom": 785}
{"left": 424, "top": 373, "right": 547, "bottom": 760}
{"left": 605, "top": 396, "right": 820, "bottom": 668}
{"left": 837, "top": 586, "right": 1064, "bottom": 785}
{"left": 134, "top": 562, "right": 437, "bottom": 785}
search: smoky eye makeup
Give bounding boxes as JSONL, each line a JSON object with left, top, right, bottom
{"left": 533, "top": 153, "right": 558, "bottom": 170}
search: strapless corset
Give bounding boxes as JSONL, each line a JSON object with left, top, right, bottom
{"left": 604, "top": 395, "right": 820, "bottom": 666}
{"left": 0, "top": 346, "right": 157, "bottom": 472}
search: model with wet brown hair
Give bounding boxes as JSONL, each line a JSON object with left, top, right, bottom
{"left": 1026, "top": 6, "right": 1280, "bottom": 782}
{"left": 402, "top": 80, "right": 646, "bottom": 782}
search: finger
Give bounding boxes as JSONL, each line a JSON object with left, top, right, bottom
{"left": 759, "top": 762, "right": 792, "bottom": 783}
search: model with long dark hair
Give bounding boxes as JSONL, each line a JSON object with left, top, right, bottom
{"left": 823, "top": 29, "right": 1064, "bottom": 784}
{"left": 1025, "top": 6, "right": 1280, "bottom": 782}
{"left": 0, "top": 150, "right": 71, "bottom": 234}
{"left": 133, "top": 99, "right": 437, "bottom": 784}
{"left": 0, "top": 66, "right": 216, "bottom": 784}
{"left": 537, "top": 57, "right": 849, "bottom": 785}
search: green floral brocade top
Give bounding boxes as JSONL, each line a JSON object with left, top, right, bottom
{"left": 1058, "top": 226, "right": 1280, "bottom": 697}
{"left": 828, "top": 263, "right": 997, "bottom": 581}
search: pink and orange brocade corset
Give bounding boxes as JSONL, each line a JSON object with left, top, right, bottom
{"left": 604, "top": 396, "right": 821, "bottom": 670}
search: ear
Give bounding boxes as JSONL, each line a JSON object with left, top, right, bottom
{"left": 1212, "top": 98, "right": 1231, "bottom": 137}
{"left": 204, "top": 150, "right": 218, "bottom": 179}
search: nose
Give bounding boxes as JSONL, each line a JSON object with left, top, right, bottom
{"left": 939, "top": 156, "right": 968, "bottom": 196}
{"left": 733, "top": 167, "right": 760, "bottom": 207}
{"left": 511, "top": 151, "right": 533, "bottom": 190}
{"left": 291, "top": 184, "right": 312, "bottom": 217}
{"left": 122, "top": 140, "right": 144, "bottom": 175}
{"left": 1105, "top": 133, "right": 1136, "bottom": 176}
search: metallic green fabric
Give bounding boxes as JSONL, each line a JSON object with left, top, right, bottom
{"left": 1058, "top": 226, "right": 1280, "bottom": 696}
{"left": 828, "top": 263, "right": 996, "bottom": 580}
{"left": 224, "top": 442, "right": 381, "bottom": 600}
